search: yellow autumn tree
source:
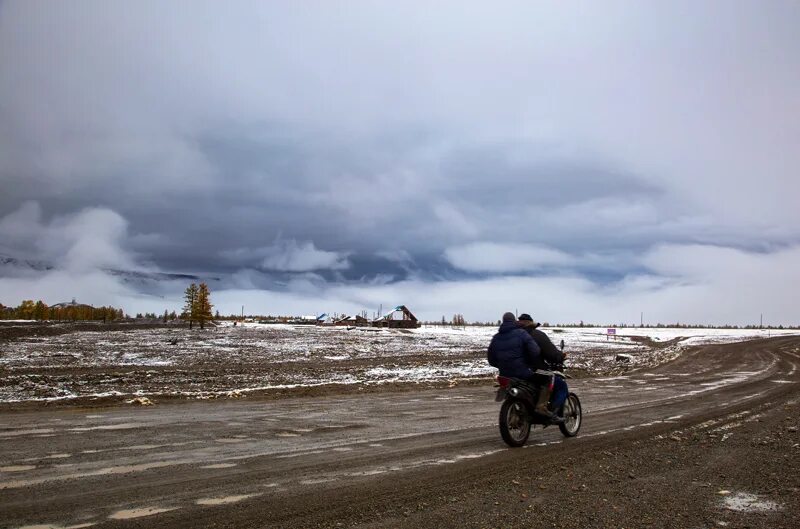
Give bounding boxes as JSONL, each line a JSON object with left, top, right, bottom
{"left": 195, "top": 283, "right": 214, "bottom": 329}
{"left": 183, "top": 283, "right": 199, "bottom": 329}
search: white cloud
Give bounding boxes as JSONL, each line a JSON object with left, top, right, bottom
{"left": 260, "top": 240, "right": 350, "bottom": 272}
{"left": 0, "top": 269, "right": 151, "bottom": 310}
{"left": 0, "top": 201, "right": 137, "bottom": 272}
{"left": 444, "top": 242, "right": 574, "bottom": 273}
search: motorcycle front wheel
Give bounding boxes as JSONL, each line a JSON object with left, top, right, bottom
{"left": 499, "top": 398, "right": 531, "bottom": 447}
{"left": 558, "top": 392, "right": 582, "bottom": 437}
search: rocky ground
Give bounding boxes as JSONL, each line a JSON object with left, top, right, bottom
{"left": 342, "top": 390, "right": 799, "bottom": 529}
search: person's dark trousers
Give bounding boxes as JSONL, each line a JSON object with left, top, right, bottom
{"left": 551, "top": 377, "right": 569, "bottom": 411}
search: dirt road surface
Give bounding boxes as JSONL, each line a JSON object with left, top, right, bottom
{"left": 1, "top": 337, "right": 799, "bottom": 528}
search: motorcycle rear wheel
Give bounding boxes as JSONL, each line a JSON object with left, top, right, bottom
{"left": 558, "top": 392, "right": 582, "bottom": 437}
{"left": 499, "top": 398, "right": 531, "bottom": 447}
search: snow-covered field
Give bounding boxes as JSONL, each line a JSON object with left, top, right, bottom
{"left": 0, "top": 321, "right": 797, "bottom": 403}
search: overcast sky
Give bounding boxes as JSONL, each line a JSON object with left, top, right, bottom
{"left": 1, "top": 1, "right": 799, "bottom": 325}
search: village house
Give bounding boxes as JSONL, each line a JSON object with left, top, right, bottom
{"left": 372, "top": 305, "right": 420, "bottom": 329}
{"left": 334, "top": 314, "right": 369, "bottom": 327}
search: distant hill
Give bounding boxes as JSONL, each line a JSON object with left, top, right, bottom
{"left": 0, "top": 253, "right": 219, "bottom": 284}
{"left": 0, "top": 254, "right": 54, "bottom": 272}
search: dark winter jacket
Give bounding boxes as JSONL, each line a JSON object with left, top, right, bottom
{"left": 519, "top": 322, "right": 565, "bottom": 370}
{"left": 487, "top": 321, "right": 542, "bottom": 379}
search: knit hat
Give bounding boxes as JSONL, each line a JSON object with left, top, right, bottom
{"left": 518, "top": 313, "right": 541, "bottom": 328}
{"left": 502, "top": 312, "right": 516, "bottom": 322}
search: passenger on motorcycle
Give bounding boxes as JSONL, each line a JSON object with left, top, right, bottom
{"left": 517, "top": 314, "right": 569, "bottom": 418}
{"left": 487, "top": 312, "right": 563, "bottom": 424}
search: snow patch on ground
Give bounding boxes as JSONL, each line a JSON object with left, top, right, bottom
{"left": 720, "top": 491, "right": 782, "bottom": 512}
{"left": 1, "top": 324, "right": 797, "bottom": 403}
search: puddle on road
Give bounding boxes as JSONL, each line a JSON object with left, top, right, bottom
{"left": 201, "top": 463, "right": 237, "bottom": 469}
{"left": 721, "top": 492, "right": 782, "bottom": 512}
{"left": 69, "top": 423, "right": 144, "bottom": 432}
{"left": 351, "top": 469, "right": 387, "bottom": 476}
{"left": 17, "top": 522, "right": 94, "bottom": 529}
{"left": 275, "top": 449, "right": 323, "bottom": 459}
{"left": 195, "top": 493, "right": 260, "bottom": 506}
{"left": 300, "top": 478, "right": 336, "bottom": 485}
{"left": 1, "top": 465, "right": 36, "bottom": 472}
{"left": 19, "top": 454, "right": 71, "bottom": 463}
{"left": 1, "top": 460, "right": 193, "bottom": 490}
{"left": 91, "top": 460, "right": 190, "bottom": 476}
{"left": 123, "top": 444, "right": 161, "bottom": 451}
{"left": 108, "top": 507, "right": 178, "bottom": 519}
{"left": 0, "top": 429, "right": 55, "bottom": 438}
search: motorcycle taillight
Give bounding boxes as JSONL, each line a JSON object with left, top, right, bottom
{"left": 497, "top": 376, "right": 511, "bottom": 388}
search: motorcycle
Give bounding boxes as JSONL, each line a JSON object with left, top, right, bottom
{"left": 494, "top": 339, "right": 582, "bottom": 447}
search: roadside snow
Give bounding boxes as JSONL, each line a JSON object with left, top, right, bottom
{"left": 1, "top": 324, "right": 797, "bottom": 402}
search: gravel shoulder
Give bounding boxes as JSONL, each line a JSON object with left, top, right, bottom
{"left": 324, "top": 388, "right": 799, "bottom": 529}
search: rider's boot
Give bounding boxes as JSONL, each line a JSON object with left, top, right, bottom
{"left": 534, "top": 385, "right": 563, "bottom": 424}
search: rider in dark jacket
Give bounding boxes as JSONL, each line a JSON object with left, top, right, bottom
{"left": 518, "top": 313, "right": 569, "bottom": 415}
{"left": 488, "top": 312, "right": 562, "bottom": 423}
{"left": 487, "top": 312, "right": 541, "bottom": 379}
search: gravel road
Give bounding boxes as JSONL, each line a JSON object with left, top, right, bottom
{"left": 1, "top": 336, "right": 798, "bottom": 528}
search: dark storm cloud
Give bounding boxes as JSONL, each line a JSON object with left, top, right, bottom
{"left": 1, "top": 1, "right": 800, "bottom": 323}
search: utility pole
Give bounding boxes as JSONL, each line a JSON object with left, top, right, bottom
{"left": 641, "top": 312, "right": 643, "bottom": 327}
{"left": 241, "top": 306, "right": 244, "bottom": 320}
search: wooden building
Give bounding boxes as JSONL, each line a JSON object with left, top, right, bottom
{"left": 334, "top": 314, "right": 369, "bottom": 327}
{"left": 372, "top": 305, "right": 420, "bottom": 329}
